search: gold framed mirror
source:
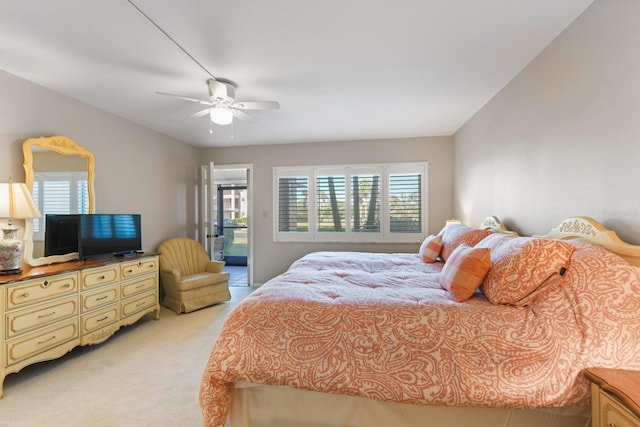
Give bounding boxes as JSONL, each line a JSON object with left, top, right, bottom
{"left": 22, "top": 136, "right": 96, "bottom": 266}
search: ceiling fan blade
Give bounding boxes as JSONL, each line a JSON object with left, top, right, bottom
{"left": 232, "top": 101, "right": 280, "bottom": 110}
{"left": 190, "top": 108, "right": 212, "bottom": 118}
{"left": 156, "top": 91, "right": 213, "bottom": 106}
{"left": 231, "top": 109, "right": 257, "bottom": 122}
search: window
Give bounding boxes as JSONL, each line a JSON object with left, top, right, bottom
{"left": 32, "top": 171, "right": 90, "bottom": 240}
{"left": 274, "top": 162, "right": 427, "bottom": 242}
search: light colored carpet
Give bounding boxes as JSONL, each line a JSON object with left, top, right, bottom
{"left": 0, "top": 286, "right": 253, "bottom": 427}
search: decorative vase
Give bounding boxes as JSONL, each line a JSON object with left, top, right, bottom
{"left": 0, "top": 227, "right": 23, "bottom": 274}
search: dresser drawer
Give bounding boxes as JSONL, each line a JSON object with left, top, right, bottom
{"left": 81, "top": 286, "right": 119, "bottom": 313}
{"left": 121, "top": 276, "right": 157, "bottom": 299}
{"left": 81, "top": 305, "right": 120, "bottom": 334}
{"left": 5, "top": 320, "right": 79, "bottom": 366}
{"left": 81, "top": 265, "right": 119, "bottom": 290}
{"left": 121, "top": 292, "right": 156, "bottom": 317}
{"left": 6, "top": 296, "right": 78, "bottom": 338}
{"left": 5, "top": 273, "right": 78, "bottom": 309}
{"left": 120, "top": 257, "right": 157, "bottom": 280}
{"left": 601, "top": 392, "right": 640, "bottom": 427}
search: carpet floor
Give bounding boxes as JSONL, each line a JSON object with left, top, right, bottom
{"left": 0, "top": 286, "right": 253, "bottom": 427}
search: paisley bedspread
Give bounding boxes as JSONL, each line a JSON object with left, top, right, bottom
{"left": 200, "top": 243, "right": 640, "bottom": 427}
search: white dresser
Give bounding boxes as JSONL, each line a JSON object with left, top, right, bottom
{"left": 0, "top": 254, "right": 160, "bottom": 397}
{"left": 584, "top": 367, "right": 640, "bottom": 427}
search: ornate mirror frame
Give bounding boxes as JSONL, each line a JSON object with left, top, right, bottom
{"left": 22, "top": 135, "right": 96, "bottom": 266}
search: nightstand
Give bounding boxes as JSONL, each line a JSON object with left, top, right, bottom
{"left": 583, "top": 367, "right": 640, "bottom": 427}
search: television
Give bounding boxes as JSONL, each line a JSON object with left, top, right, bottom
{"left": 78, "top": 214, "right": 142, "bottom": 259}
{"left": 44, "top": 214, "right": 80, "bottom": 256}
{"left": 44, "top": 213, "right": 142, "bottom": 260}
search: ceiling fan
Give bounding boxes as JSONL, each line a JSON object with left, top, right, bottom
{"left": 156, "top": 78, "right": 280, "bottom": 126}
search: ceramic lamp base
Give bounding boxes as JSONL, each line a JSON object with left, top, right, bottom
{"left": 0, "top": 227, "right": 24, "bottom": 275}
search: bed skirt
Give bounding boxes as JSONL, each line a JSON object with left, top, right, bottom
{"left": 227, "top": 382, "right": 591, "bottom": 427}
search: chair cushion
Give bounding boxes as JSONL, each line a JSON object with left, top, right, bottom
{"left": 175, "top": 272, "right": 230, "bottom": 292}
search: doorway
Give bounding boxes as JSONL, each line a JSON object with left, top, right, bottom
{"left": 215, "top": 184, "right": 247, "bottom": 266}
{"left": 210, "top": 165, "right": 253, "bottom": 287}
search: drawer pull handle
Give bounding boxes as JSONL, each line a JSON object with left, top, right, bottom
{"left": 37, "top": 335, "right": 56, "bottom": 345}
{"left": 138, "top": 262, "right": 142, "bottom": 266}
{"left": 97, "top": 316, "right": 109, "bottom": 322}
{"left": 38, "top": 311, "right": 56, "bottom": 319}
{"left": 22, "top": 292, "right": 30, "bottom": 298}
{"left": 64, "top": 283, "right": 71, "bottom": 288}
{"left": 43, "top": 280, "right": 49, "bottom": 287}
{"left": 96, "top": 295, "right": 109, "bottom": 301}
{"left": 127, "top": 269, "right": 134, "bottom": 274}
{"left": 136, "top": 301, "right": 146, "bottom": 307}
{"left": 99, "top": 275, "right": 106, "bottom": 280}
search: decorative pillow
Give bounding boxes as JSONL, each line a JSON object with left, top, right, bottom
{"left": 439, "top": 223, "right": 492, "bottom": 262}
{"left": 476, "top": 234, "right": 575, "bottom": 305}
{"left": 439, "top": 243, "right": 491, "bottom": 302}
{"left": 419, "top": 234, "right": 443, "bottom": 263}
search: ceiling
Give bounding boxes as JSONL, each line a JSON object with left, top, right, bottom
{"left": 0, "top": 0, "right": 593, "bottom": 147}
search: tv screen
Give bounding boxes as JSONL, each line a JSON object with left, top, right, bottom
{"left": 44, "top": 214, "right": 80, "bottom": 256}
{"left": 79, "top": 214, "right": 142, "bottom": 259}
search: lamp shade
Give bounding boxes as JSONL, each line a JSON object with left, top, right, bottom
{"left": 0, "top": 182, "right": 42, "bottom": 219}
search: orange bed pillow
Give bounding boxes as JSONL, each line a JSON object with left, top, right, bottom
{"left": 476, "top": 233, "right": 575, "bottom": 305}
{"left": 439, "top": 223, "right": 492, "bottom": 262}
{"left": 419, "top": 234, "right": 443, "bottom": 263}
{"left": 439, "top": 243, "right": 491, "bottom": 302}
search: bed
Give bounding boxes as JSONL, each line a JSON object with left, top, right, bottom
{"left": 200, "top": 216, "right": 640, "bottom": 427}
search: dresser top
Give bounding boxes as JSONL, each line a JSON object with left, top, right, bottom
{"left": 584, "top": 367, "right": 640, "bottom": 419}
{"left": 0, "top": 253, "right": 159, "bottom": 285}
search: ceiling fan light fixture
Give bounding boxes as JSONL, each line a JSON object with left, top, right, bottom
{"left": 210, "top": 106, "right": 234, "bottom": 125}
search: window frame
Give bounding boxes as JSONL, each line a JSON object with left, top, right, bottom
{"left": 273, "top": 162, "right": 428, "bottom": 243}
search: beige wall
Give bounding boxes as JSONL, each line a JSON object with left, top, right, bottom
{"left": 206, "top": 137, "right": 453, "bottom": 283}
{"left": 0, "top": 69, "right": 200, "bottom": 257}
{"left": 0, "top": 68, "right": 454, "bottom": 285}
{"left": 454, "top": 0, "right": 640, "bottom": 242}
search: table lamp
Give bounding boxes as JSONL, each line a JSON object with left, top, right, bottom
{"left": 0, "top": 181, "right": 42, "bottom": 274}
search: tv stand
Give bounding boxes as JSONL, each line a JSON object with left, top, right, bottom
{"left": 114, "top": 251, "right": 136, "bottom": 258}
{"left": 0, "top": 253, "right": 160, "bottom": 397}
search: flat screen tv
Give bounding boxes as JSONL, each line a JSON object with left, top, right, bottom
{"left": 79, "top": 214, "right": 142, "bottom": 259}
{"left": 44, "top": 214, "right": 80, "bottom": 256}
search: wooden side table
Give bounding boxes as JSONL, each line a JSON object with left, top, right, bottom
{"left": 583, "top": 367, "right": 640, "bottom": 427}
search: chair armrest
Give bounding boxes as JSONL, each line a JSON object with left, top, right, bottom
{"left": 159, "top": 267, "right": 181, "bottom": 285}
{"left": 205, "top": 261, "right": 225, "bottom": 273}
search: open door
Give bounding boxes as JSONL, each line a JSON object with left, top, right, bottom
{"left": 215, "top": 184, "right": 248, "bottom": 266}
{"left": 212, "top": 164, "right": 253, "bottom": 287}
{"left": 201, "top": 163, "right": 253, "bottom": 286}
{"left": 199, "top": 161, "right": 216, "bottom": 256}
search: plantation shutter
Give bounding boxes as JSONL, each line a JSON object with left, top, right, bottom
{"left": 389, "top": 173, "right": 422, "bottom": 233}
{"left": 32, "top": 172, "right": 89, "bottom": 240}
{"left": 277, "top": 176, "right": 309, "bottom": 232}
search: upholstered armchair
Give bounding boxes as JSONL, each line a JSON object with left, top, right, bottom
{"left": 157, "top": 237, "right": 231, "bottom": 314}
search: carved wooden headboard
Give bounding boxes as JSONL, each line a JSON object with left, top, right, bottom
{"left": 536, "top": 216, "right": 640, "bottom": 268}
{"left": 479, "top": 216, "right": 518, "bottom": 235}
